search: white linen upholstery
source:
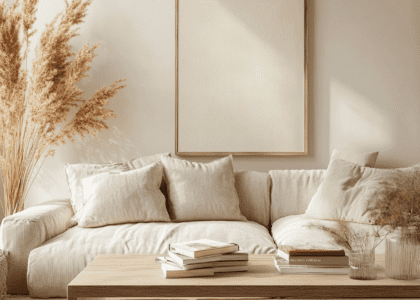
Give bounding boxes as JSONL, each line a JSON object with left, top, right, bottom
{"left": 234, "top": 170, "right": 271, "bottom": 227}
{"left": 269, "top": 169, "right": 326, "bottom": 223}
{"left": 27, "top": 221, "right": 276, "bottom": 298}
{"left": 0, "top": 230, "right": 3, "bottom": 252}
{"left": 10, "top": 165, "right": 401, "bottom": 297}
{"left": 271, "top": 214, "right": 386, "bottom": 256}
{"left": 1, "top": 199, "right": 76, "bottom": 294}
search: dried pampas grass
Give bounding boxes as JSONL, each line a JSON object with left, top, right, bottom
{"left": 365, "top": 167, "right": 420, "bottom": 243}
{"left": 0, "top": 0, "right": 126, "bottom": 217}
{"left": 304, "top": 219, "right": 389, "bottom": 253}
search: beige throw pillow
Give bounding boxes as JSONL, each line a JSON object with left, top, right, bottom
{"left": 234, "top": 170, "right": 271, "bottom": 227}
{"left": 161, "top": 155, "right": 247, "bottom": 222}
{"left": 78, "top": 162, "right": 170, "bottom": 228}
{"left": 305, "top": 159, "right": 413, "bottom": 224}
{"left": 65, "top": 152, "right": 170, "bottom": 223}
{"left": 330, "top": 149, "right": 379, "bottom": 167}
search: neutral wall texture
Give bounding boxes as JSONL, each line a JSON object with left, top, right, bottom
{"left": 0, "top": 0, "right": 419, "bottom": 222}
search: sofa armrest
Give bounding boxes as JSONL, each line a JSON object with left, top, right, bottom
{"left": 1, "top": 198, "right": 76, "bottom": 294}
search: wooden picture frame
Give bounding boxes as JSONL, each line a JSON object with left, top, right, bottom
{"left": 176, "top": 0, "right": 308, "bottom": 156}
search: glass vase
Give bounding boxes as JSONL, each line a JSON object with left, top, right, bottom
{"left": 349, "top": 249, "right": 377, "bottom": 280}
{"left": 385, "top": 227, "right": 420, "bottom": 280}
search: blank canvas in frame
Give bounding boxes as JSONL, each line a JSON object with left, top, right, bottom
{"left": 176, "top": 0, "right": 307, "bottom": 156}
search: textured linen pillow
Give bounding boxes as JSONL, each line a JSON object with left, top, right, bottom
{"left": 330, "top": 149, "right": 379, "bottom": 167}
{"left": 65, "top": 152, "right": 170, "bottom": 223}
{"left": 161, "top": 155, "right": 247, "bottom": 222}
{"left": 304, "top": 159, "right": 413, "bottom": 224}
{"left": 78, "top": 162, "right": 170, "bottom": 228}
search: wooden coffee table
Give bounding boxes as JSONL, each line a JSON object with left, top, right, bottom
{"left": 68, "top": 254, "right": 420, "bottom": 299}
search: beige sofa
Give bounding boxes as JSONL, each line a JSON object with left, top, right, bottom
{"left": 0, "top": 168, "right": 386, "bottom": 298}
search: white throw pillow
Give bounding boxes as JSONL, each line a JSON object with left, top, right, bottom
{"left": 305, "top": 159, "right": 414, "bottom": 224}
{"left": 330, "top": 149, "right": 379, "bottom": 167}
{"left": 161, "top": 155, "right": 247, "bottom": 222}
{"left": 65, "top": 152, "right": 170, "bottom": 223}
{"left": 78, "top": 162, "right": 170, "bottom": 228}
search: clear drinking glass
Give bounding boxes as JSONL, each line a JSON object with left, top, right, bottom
{"left": 385, "top": 228, "right": 420, "bottom": 280}
{"left": 349, "top": 249, "right": 377, "bottom": 280}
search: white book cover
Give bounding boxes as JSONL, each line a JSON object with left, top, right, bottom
{"left": 155, "top": 256, "right": 248, "bottom": 270}
{"left": 169, "top": 239, "right": 239, "bottom": 258}
{"left": 156, "top": 256, "right": 215, "bottom": 270}
{"left": 156, "top": 256, "right": 249, "bottom": 270}
{"left": 167, "top": 250, "right": 222, "bottom": 265}
{"left": 274, "top": 263, "right": 349, "bottom": 275}
{"left": 161, "top": 263, "right": 214, "bottom": 278}
{"left": 167, "top": 249, "right": 247, "bottom": 265}
{"left": 160, "top": 261, "right": 248, "bottom": 275}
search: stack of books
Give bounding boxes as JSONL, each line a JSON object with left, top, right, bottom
{"left": 274, "top": 245, "right": 350, "bottom": 275}
{"left": 156, "top": 239, "right": 249, "bottom": 278}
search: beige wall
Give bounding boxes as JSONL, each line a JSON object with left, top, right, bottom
{"left": 0, "top": 0, "right": 419, "bottom": 222}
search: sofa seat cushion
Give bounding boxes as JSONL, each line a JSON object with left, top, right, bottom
{"left": 27, "top": 220, "right": 276, "bottom": 298}
{"left": 271, "top": 214, "right": 386, "bottom": 256}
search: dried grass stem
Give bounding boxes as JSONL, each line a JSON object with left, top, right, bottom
{"left": 0, "top": 0, "right": 126, "bottom": 217}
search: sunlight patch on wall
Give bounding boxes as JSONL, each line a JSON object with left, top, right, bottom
{"left": 329, "top": 77, "right": 392, "bottom": 154}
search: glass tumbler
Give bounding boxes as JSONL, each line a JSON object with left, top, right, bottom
{"left": 349, "top": 249, "right": 377, "bottom": 280}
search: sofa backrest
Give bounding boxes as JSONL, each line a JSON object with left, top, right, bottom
{"left": 269, "top": 169, "right": 326, "bottom": 224}
{"left": 234, "top": 170, "right": 271, "bottom": 227}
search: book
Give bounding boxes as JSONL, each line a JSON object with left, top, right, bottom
{"left": 274, "top": 263, "right": 349, "bottom": 275}
{"left": 160, "top": 261, "right": 248, "bottom": 277}
{"left": 169, "top": 239, "right": 240, "bottom": 258}
{"left": 277, "top": 245, "right": 345, "bottom": 260}
{"left": 274, "top": 255, "right": 349, "bottom": 268}
{"left": 156, "top": 256, "right": 248, "bottom": 270}
{"left": 167, "top": 250, "right": 248, "bottom": 266}
{"left": 212, "top": 265, "right": 249, "bottom": 273}
{"left": 156, "top": 256, "right": 216, "bottom": 270}
{"left": 218, "top": 251, "right": 249, "bottom": 261}
{"left": 287, "top": 255, "right": 349, "bottom": 266}
{"left": 274, "top": 256, "right": 349, "bottom": 275}
{"left": 167, "top": 251, "right": 219, "bottom": 265}
{"left": 161, "top": 262, "right": 214, "bottom": 278}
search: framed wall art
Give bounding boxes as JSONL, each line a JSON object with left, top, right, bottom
{"left": 176, "top": 0, "right": 308, "bottom": 155}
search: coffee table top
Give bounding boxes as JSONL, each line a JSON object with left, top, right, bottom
{"left": 68, "top": 254, "right": 420, "bottom": 299}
